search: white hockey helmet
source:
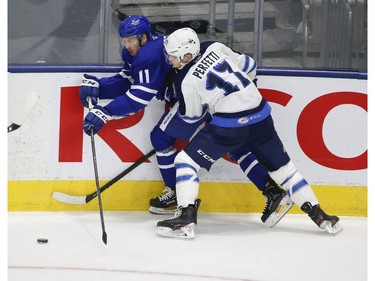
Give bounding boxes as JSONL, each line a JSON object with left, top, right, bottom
{"left": 164, "top": 28, "right": 200, "bottom": 64}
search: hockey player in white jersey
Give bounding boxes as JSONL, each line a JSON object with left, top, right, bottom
{"left": 156, "top": 28, "right": 343, "bottom": 238}
{"left": 79, "top": 15, "right": 291, "bottom": 225}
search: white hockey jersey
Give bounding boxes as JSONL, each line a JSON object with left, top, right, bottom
{"left": 174, "top": 41, "right": 271, "bottom": 127}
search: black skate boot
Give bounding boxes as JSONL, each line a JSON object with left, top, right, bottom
{"left": 156, "top": 199, "right": 201, "bottom": 239}
{"left": 301, "top": 202, "right": 343, "bottom": 235}
{"left": 149, "top": 187, "right": 177, "bottom": 215}
{"left": 261, "top": 178, "right": 294, "bottom": 227}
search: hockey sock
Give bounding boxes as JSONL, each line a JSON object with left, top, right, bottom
{"left": 175, "top": 150, "right": 201, "bottom": 207}
{"left": 156, "top": 147, "right": 179, "bottom": 189}
{"left": 230, "top": 150, "right": 268, "bottom": 191}
{"left": 269, "top": 161, "right": 318, "bottom": 207}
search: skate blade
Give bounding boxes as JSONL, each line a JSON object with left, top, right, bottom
{"left": 320, "top": 221, "right": 343, "bottom": 235}
{"left": 156, "top": 223, "right": 196, "bottom": 239}
{"left": 264, "top": 196, "right": 294, "bottom": 228}
{"left": 149, "top": 206, "right": 177, "bottom": 215}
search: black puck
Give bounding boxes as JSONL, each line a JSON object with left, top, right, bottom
{"left": 37, "top": 238, "right": 48, "bottom": 244}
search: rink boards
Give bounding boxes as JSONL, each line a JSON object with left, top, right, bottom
{"left": 8, "top": 180, "right": 367, "bottom": 216}
{"left": 7, "top": 69, "right": 367, "bottom": 215}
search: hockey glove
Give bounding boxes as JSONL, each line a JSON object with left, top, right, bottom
{"left": 80, "top": 74, "right": 100, "bottom": 108}
{"left": 83, "top": 105, "right": 113, "bottom": 135}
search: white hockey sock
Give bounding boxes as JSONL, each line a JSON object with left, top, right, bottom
{"left": 269, "top": 161, "right": 318, "bottom": 207}
{"left": 174, "top": 150, "right": 201, "bottom": 207}
{"left": 290, "top": 186, "right": 319, "bottom": 207}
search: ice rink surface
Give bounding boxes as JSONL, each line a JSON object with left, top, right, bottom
{"left": 7, "top": 211, "right": 368, "bottom": 281}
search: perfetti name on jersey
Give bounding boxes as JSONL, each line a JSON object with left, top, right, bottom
{"left": 192, "top": 51, "right": 220, "bottom": 79}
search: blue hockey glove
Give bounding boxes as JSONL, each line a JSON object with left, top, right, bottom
{"left": 83, "top": 105, "right": 113, "bottom": 135}
{"left": 80, "top": 74, "right": 100, "bottom": 108}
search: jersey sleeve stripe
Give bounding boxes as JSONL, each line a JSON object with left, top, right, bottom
{"left": 119, "top": 69, "right": 128, "bottom": 78}
{"left": 126, "top": 90, "right": 152, "bottom": 105}
{"left": 242, "top": 56, "right": 250, "bottom": 73}
{"left": 247, "top": 59, "right": 257, "bottom": 74}
{"left": 119, "top": 69, "right": 134, "bottom": 83}
{"left": 131, "top": 85, "right": 158, "bottom": 94}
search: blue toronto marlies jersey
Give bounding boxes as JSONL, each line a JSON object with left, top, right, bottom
{"left": 101, "top": 35, "right": 172, "bottom": 116}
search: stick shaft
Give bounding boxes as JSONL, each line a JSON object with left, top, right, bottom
{"left": 51, "top": 149, "right": 156, "bottom": 205}
{"left": 90, "top": 128, "right": 107, "bottom": 244}
{"left": 8, "top": 92, "right": 39, "bottom": 133}
{"left": 85, "top": 149, "right": 156, "bottom": 203}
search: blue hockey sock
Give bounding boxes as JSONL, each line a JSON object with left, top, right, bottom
{"left": 156, "top": 147, "right": 179, "bottom": 190}
{"left": 229, "top": 150, "right": 268, "bottom": 191}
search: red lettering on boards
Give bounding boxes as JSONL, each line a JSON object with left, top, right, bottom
{"left": 297, "top": 91, "right": 367, "bottom": 170}
{"left": 58, "top": 87, "right": 367, "bottom": 170}
{"left": 260, "top": 89, "right": 367, "bottom": 170}
{"left": 58, "top": 86, "right": 148, "bottom": 163}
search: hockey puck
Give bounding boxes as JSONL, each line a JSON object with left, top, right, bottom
{"left": 37, "top": 238, "right": 48, "bottom": 244}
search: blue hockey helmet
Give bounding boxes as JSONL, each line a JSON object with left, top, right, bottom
{"left": 119, "top": 15, "right": 151, "bottom": 40}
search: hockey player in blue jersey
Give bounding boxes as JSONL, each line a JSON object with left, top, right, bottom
{"left": 156, "top": 28, "right": 342, "bottom": 238}
{"left": 80, "top": 16, "right": 170, "bottom": 122}
{"left": 80, "top": 15, "right": 291, "bottom": 225}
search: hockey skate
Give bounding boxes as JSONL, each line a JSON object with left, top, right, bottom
{"left": 261, "top": 178, "right": 294, "bottom": 227}
{"left": 156, "top": 199, "right": 201, "bottom": 239}
{"left": 301, "top": 202, "right": 343, "bottom": 235}
{"left": 149, "top": 187, "right": 177, "bottom": 215}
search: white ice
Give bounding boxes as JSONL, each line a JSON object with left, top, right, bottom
{"left": 7, "top": 211, "right": 368, "bottom": 281}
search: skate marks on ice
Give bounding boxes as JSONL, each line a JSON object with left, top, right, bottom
{"left": 8, "top": 212, "right": 367, "bottom": 281}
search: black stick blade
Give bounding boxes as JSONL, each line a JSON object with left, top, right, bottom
{"left": 8, "top": 123, "right": 21, "bottom": 133}
{"left": 102, "top": 231, "right": 108, "bottom": 245}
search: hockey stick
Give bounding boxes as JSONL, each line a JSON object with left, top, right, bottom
{"left": 90, "top": 127, "right": 107, "bottom": 245}
{"left": 8, "top": 92, "right": 40, "bottom": 133}
{"left": 51, "top": 149, "right": 156, "bottom": 205}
